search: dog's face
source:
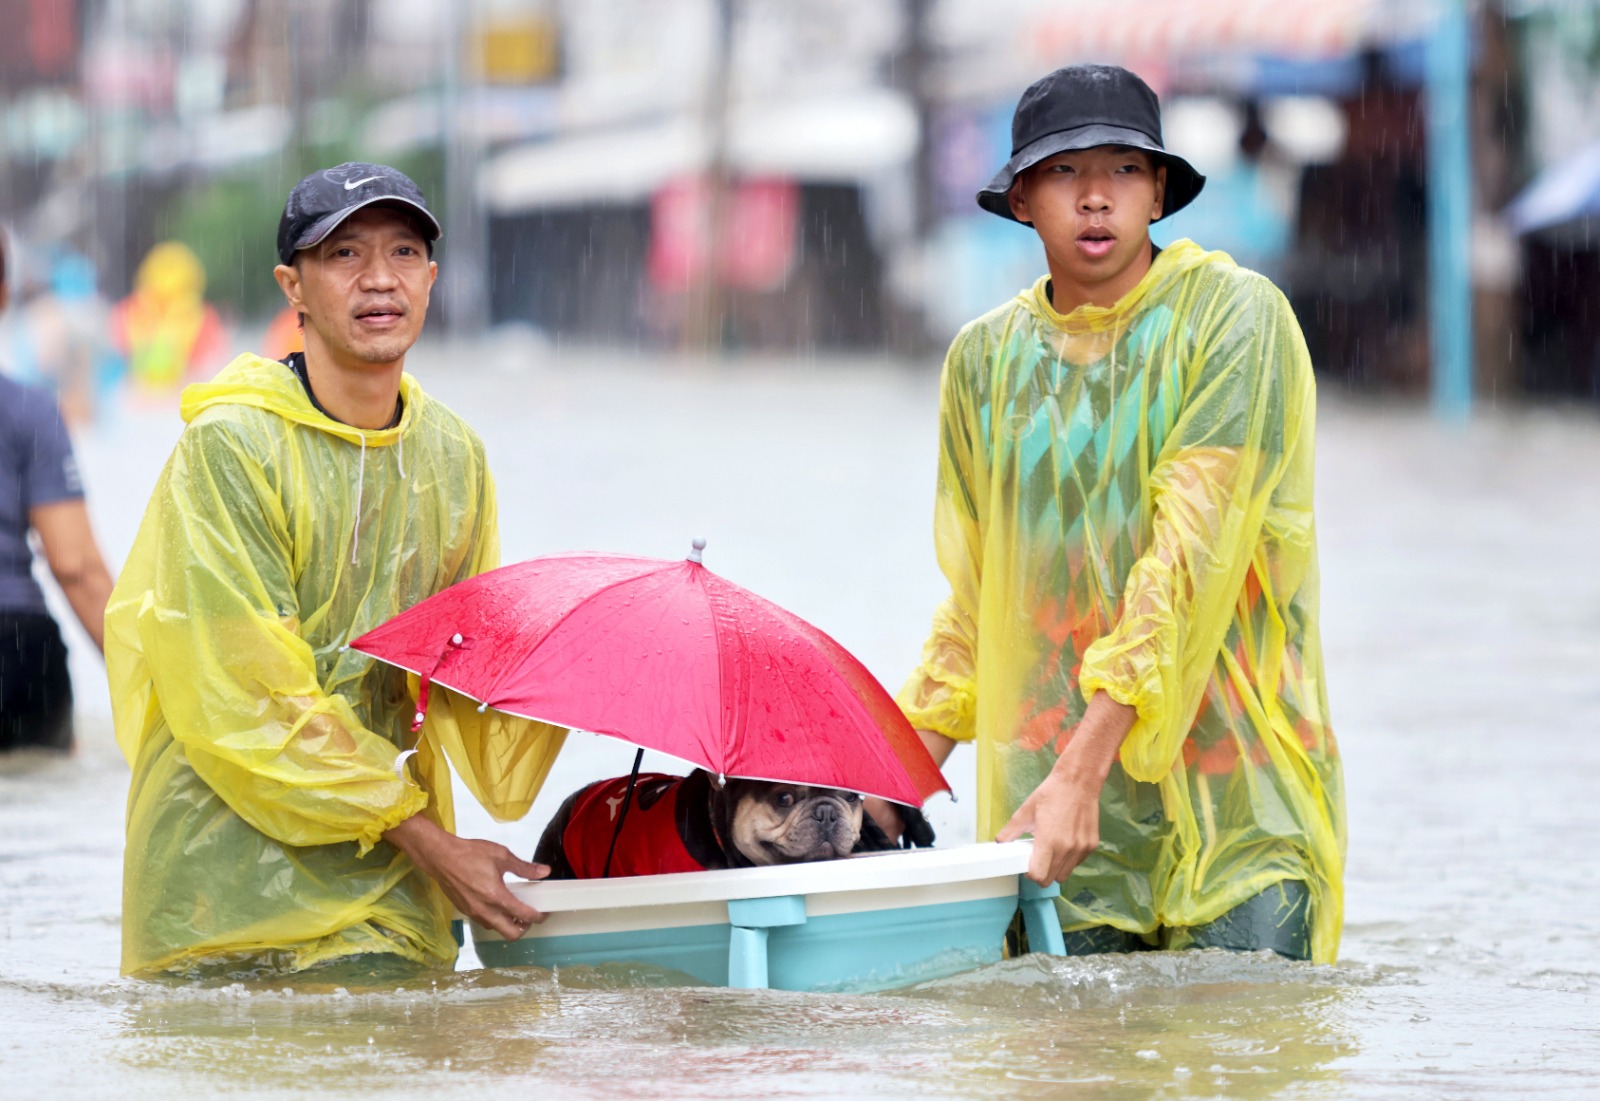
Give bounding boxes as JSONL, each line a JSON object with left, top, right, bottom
{"left": 720, "top": 779, "right": 866, "bottom": 866}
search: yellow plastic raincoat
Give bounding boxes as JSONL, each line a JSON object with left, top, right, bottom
{"left": 898, "top": 240, "right": 1346, "bottom": 962}
{"left": 106, "top": 353, "right": 567, "bottom": 977}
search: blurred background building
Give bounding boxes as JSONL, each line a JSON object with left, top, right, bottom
{"left": 6, "top": 0, "right": 1600, "bottom": 405}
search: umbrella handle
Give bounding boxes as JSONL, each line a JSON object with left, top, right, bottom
{"left": 602, "top": 748, "right": 647, "bottom": 879}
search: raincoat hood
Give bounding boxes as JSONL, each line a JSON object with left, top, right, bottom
{"left": 180, "top": 352, "right": 426, "bottom": 446}
{"left": 1021, "top": 239, "right": 1215, "bottom": 332}
{"left": 180, "top": 353, "right": 429, "bottom": 566}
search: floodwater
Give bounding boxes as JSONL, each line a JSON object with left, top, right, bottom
{"left": 3, "top": 341, "right": 1597, "bottom": 1098}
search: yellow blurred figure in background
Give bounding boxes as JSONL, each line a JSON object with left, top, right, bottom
{"left": 112, "top": 241, "right": 226, "bottom": 394}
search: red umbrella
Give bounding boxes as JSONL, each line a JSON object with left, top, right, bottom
{"left": 348, "top": 542, "right": 948, "bottom": 807}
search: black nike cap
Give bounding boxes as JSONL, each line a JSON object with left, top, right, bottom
{"left": 277, "top": 162, "right": 442, "bottom": 265}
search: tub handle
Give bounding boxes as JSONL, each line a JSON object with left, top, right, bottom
{"left": 726, "top": 895, "right": 806, "bottom": 989}
{"left": 1018, "top": 877, "right": 1067, "bottom": 956}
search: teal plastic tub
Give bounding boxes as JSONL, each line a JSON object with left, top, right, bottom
{"left": 470, "top": 841, "right": 1066, "bottom": 992}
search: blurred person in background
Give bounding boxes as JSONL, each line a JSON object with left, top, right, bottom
{"left": 110, "top": 240, "right": 228, "bottom": 396}
{"left": 104, "top": 164, "right": 567, "bottom": 979}
{"left": 0, "top": 246, "right": 119, "bottom": 426}
{"left": 0, "top": 232, "right": 115, "bottom": 753}
{"left": 878, "top": 66, "right": 1346, "bottom": 963}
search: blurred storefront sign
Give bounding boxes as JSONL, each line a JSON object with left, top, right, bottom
{"left": 648, "top": 175, "right": 799, "bottom": 293}
{"left": 0, "top": 0, "right": 78, "bottom": 92}
{"left": 478, "top": 16, "right": 561, "bottom": 85}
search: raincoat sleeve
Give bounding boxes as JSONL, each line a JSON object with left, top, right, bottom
{"left": 897, "top": 328, "right": 987, "bottom": 742}
{"left": 1078, "top": 276, "right": 1312, "bottom": 782}
{"left": 420, "top": 466, "right": 571, "bottom": 822}
{"left": 132, "top": 418, "right": 427, "bottom": 854}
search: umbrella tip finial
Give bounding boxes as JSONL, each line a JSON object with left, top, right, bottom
{"left": 688, "top": 537, "right": 707, "bottom": 564}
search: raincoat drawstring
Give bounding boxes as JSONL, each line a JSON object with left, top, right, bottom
{"left": 351, "top": 433, "right": 366, "bottom": 564}
{"left": 350, "top": 430, "right": 408, "bottom": 565}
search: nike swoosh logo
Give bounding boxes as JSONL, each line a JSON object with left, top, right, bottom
{"left": 344, "top": 175, "right": 382, "bottom": 190}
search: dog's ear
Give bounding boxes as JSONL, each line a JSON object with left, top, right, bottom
{"left": 854, "top": 812, "right": 896, "bottom": 852}
{"left": 898, "top": 806, "right": 937, "bottom": 849}
{"left": 853, "top": 804, "right": 937, "bottom": 852}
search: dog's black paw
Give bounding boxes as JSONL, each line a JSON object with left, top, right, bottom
{"left": 855, "top": 805, "right": 938, "bottom": 852}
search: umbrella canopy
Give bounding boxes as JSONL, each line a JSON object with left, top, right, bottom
{"left": 1504, "top": 142, "right": 1600, "bottom": 236}
{"left": 348, "top": 545, "right": 949, "bottom": 807}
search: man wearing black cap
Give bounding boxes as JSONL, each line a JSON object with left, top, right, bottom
{"left": 106, "top": 164, "right": 568, "bottom": 978}
{"left": 885, "top": 67, "right": 1347, "bottom": 962}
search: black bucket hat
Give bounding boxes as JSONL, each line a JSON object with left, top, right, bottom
{"left": 978, "top": 65, "right": 1205, "bottom": 224}
{"left": 277, "top": 162, "right": 442, "bottom": 265}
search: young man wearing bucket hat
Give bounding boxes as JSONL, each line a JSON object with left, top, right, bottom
{"left": 106, "top": 163, "right": 568, "bottom": 978}
{"left": 888, "top": 66, "right": 1347, "bottom": 962}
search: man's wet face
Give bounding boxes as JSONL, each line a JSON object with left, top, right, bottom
{"left": 279, "top": 205, "right": 436, "bottom": 369}
{"left": 1007, "top": 146, "right": 1167, "bottom": 308}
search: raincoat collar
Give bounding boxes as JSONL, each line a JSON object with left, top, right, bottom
{"left": 1023, "top": 237, "right": 1216, "bottom": 334}
{"left": 180, "top": 352, "right": 425, "bottom": 446}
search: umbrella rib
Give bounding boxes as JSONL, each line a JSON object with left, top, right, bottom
{"left": 476, "top": 564, "right": 676, "bottom": 706}
{"left": 700, "top": 569, "right": 728, "bottom": 776}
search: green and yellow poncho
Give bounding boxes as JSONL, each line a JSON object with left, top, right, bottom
{"left": 107, "top": 354, "right": 567, "bottom": 977}
{"left": 899, "top": 240, "right": 1346, "bottom": 962}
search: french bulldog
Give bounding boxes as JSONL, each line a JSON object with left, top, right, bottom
{"left": 534, "top": 768, "right": 935, "bottom": 879}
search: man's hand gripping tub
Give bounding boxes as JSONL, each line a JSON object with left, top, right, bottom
{"left": 995, "top": 692, "right": 1136, "bottom": 887}
{"left": 385, "top": 815, "right": 548, "bottom": 942}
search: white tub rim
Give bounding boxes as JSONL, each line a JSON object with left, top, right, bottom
{"left": 498, "top": 840, "right": 1034, "bottom": 917}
